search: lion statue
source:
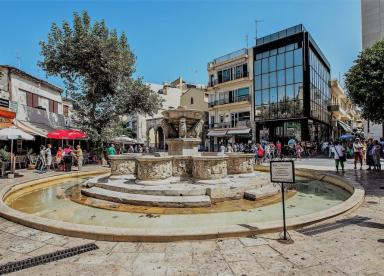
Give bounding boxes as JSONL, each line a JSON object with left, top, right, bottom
{"left": 179, "top": 117, "right": 187, "bottom": 138}
{"left": 187, "top": 119, "right": 204, "bottom": 138}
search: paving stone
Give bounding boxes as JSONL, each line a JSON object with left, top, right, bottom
{"left": 239, "top": 237, "right": 269, "bottom": 247}
{"left": 112, "top": 242, "right": 141, "bottom": 253}
{"left": 7, "top": 238, "right": 45, "bottom": 254}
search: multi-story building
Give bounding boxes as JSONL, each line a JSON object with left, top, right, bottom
{"left": 361, "top": 0, "right": 384, "bottom": 139}
{"left": 126, "top": 83, "right": 182, "bottom": 149}
{"left": 206, "top": 49, "right": 253, "bottom": 151}
{"left": 330, "top": 80, "right": 363, "bottom": 139}
{"left": 253, "top": 24, "right": 331, "bottom": 143}
{"left": 0, "top": 65, "right": 74, "bottom": 151}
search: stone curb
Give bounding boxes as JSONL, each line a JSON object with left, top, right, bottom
{"left": 0, "top": 167, "right": 365, "bottom": 242}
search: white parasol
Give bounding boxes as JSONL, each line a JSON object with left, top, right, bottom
{"left": 0, "top": 126, "right": 34, "bottom": 174}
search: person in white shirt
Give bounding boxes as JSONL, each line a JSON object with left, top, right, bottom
{"left": 333, "top": 141, "right": 345, "bottom": 173}
{"left": 352, "top": 138, "right": 363, "bottom": 170}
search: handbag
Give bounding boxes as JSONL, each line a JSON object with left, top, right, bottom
{"left": 335, "top": 147, "right": 346, "bottom": 162}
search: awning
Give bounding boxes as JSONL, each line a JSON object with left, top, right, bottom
{"left": 226, "top": 128, "right": 251, "bottom": 135}
{"left": 207, "top": 130, "right": 228, "bottom": 137}
{"left": 337, "top": 121, "right": 352, "bottom": 133}
{"left": 14, "top": 120, "right": 55, "bottom": 138}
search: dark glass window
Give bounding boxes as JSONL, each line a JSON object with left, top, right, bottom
{"left": 278, "top": 86, "right": 285, "bottom": 102}
{"left": 285, "top": 51, "right": 293, "bottom": 68}
{"left": 262, "top": 89, "right": 269, "bottom": 105}
{"left": 286, "top": 68, "right": 294, "bottom": 85}
{"left": 269, "top": 72, "right": 277, "bottom": 87}
{"left": 277, "top": 53, "right": 284, "bottom": 70}
{"left": 294, "top": 66, "right": 303, "bottom": 83}
{"left": 286, "top": 44, "right": 295, "bottom": 51}
{"left": 286, "top": 84, "right": 294, "bottom": 101}
{"left": 269, "top": 56, "right": 276, "bottom": 72}
{"left": 255, "top": 75, "right": 262, "bottom": 90}
{"left": 277, "top": 70, "right": 285, "bottom": 86}
{"left": 262, "top": 58, "right": 269, "bottom": 73}
{"left": 237, "top": 87, "right": 249, "bottom": 97}
{"left": 262, "top": 74, "right": 269, "bottom": 89}
{"left": 294, "top": 83, "right": 303, "bottom": 100}
{"left": 270, "top": 87, "right": 278, "bottom": 103}
{"left": 255, "top": 91, "right": 261, "bottom": 106}
{"left": 294, "top": 48, "right": 302, "bottom": 66}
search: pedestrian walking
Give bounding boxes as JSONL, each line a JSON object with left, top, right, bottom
{"left": 295, "top": 143, "right": 303, "bottom": 161}
{"left": 366, "top": 139, "right": 374, "bottom": 171}
{"left": 45, "top": 144, "right": 52, "bottom": 171}
{"left": 372, "top": 140, "right": 382, "bottom": 171}
{"left": 353, "top": 138, "right": 363, "bottom": 170}
{"left": 333, "top": 141, "right": 346, "bottom": 173}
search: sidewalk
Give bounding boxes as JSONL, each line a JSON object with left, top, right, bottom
{"left": 0, "top": 159, "right": 382, "bottom": 275}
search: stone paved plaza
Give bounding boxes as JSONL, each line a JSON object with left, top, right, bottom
{"left": 0, "top": 159, "right": 383, "bottom": 275}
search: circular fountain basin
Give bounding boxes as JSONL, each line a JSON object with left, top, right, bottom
{"left": 0, "top": 169, "right": 364, "bottom": 242}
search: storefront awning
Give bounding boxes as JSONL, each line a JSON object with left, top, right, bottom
{"left": 337, "top": 121, "right": 352, "bottom": 133}
{"left": 14, "top": 120, "right": 55, "bottom": 138}
{"left": 207, "top": 130, "right": 228, "bottom": 137}
{"left": 0, "top": 107, "right": 16, "bottom": 129}
{"left": 226, "top": 128, "right": 251, "bottom": 135}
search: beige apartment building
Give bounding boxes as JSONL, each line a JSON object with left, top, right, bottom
{"left": 126, "top": 80, "right": 208, "bottom": 149}
{"left": 206, "top": 49, "right": 254, "bottom": 151}
{"left": 329, "top": 80, "right": 363, "bottom": 139}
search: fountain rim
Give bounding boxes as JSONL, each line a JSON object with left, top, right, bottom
{"left": 0, "top": 168, "right": 364, "bottom": 242}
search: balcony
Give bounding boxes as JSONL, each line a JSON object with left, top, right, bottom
{"left": 208, "top": 49, "right": 248, "bottom": 68}
{"left": 208, "top": 95, "right": 250, "bottom": 108}
{"left": 208, "top": 72, "right": 249, "bottom": 88}
{"left": 209, "top": 120, "right": 251, "bottom": 129}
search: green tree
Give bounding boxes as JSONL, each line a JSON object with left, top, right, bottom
{"left": 345, "top": 39, "right": 384, "bottom": 123}
{"left": 38, "top": 11, "right": 162, "bottom": 148}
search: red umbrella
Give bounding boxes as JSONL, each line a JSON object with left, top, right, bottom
{"left": 47, "top": 129, "right": 87, "bottom": 140}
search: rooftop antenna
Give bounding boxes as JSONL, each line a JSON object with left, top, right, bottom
{"left": 254, "top": 19, "right": 264, "bottom": 45}
{"left": 16, "top": 51, "right": 22, "bottom": 69}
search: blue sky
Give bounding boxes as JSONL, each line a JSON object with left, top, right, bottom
{"left": 0, "top": 0, "right": 361, "bottom": 88}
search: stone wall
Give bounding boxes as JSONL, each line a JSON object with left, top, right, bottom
{"left": 227, "top": 154, "right": 255, "bottom": 174}
{"left": 136, "top": 157, "right": 173, "bottom": 180}
{"left": 110, "top": 156, "right": 137, "bottom": 175}
{"left": 172, "top": 156, "right": 193, "bottom": 178}
{"left": 192, "top": 156, "right": 228, "bottom": 180}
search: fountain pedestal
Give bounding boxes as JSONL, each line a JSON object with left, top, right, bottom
{"left": 165, "top": 138, "right": 201, "bottom": 156}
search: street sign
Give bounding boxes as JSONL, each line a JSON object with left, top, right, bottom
{"left": 270, "top": 160, "right": 295, "bottom": 241}
{"left": 270, "top": 160, "right": 295, "bottom": 183}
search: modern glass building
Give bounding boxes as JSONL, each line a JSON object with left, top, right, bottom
{"left": 253, "top": 24, "right": 331, "bottom": 143}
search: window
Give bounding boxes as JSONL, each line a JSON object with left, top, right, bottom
{"left": 277, "top": 53, "right": 284, "bottom": 70}
{"left": 294, "top": 48, "right": 302, "bottom": 66}
{"left": 269, "top": 72, "right": 277, "bottom": 87}
{"left": 285, "top": 51, "right": 293, "bottom": 68}
{"left": 49, "top": 100, "right": 58, "bottom": 113}
{"left": 63, "top": 105, "right": 69, "bottom": 117}
{"left": 277, "top": 70, "right": 285, "bottom": 86}
{"left": 286, "top": 68, "right": 294, "bottom": 85}
{"left": 237, "top": 87, "right": 249, "bottom": 97}
{"left": 261, "top": 89, "right": 269, "bottom": 105}
{"left": 255, "top": 91, "right": 261, "bottom": 106}
{"left": 26, "top": 92, "right": 39, "bottom": 108}
{"left": 255, "top": 75, "right": 262, "bottom": 90}
{"left": 278, "top": 86, "right": 285, "bottom": 102}
{"left": 294, "top": 66, "right": 303, "bottom": 83}
{"left": 255, "top": 60, "right": 262, "bottom": 75}
{"left": 269, "top": 56, "right": 276, "bottom": 72}
{"left": 190, "top": 97, "right": 194, "bottom": 105}
{"left": 262, "top": 74, "right": 269, "bottom": 89}
{"left": 262, "top": 58, "right": 269, "bottom": 73}
{"left": 270, "top": 87, "right": 278, "bottom": 103}
{"left": 286, "top": 85, "right": 294, "bottom": 101}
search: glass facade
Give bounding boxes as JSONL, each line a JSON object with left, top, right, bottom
{"left": 254, "top": 43, "right": 304, "bottom": 121}
{"left": 309, "top": 49, "right": 331, "bottom": 124}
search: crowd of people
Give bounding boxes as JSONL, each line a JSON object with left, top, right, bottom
{"left": 327, "top": 138, "right": 383, "bottom": 173}
{"left": 217, "top": 140, "right": 317, "bottom": 162}
{"left": 36, "top": 144, "right": 84, "bottom": 173}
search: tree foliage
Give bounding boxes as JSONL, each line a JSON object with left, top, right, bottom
{"left": 38, "top": 11, "right": 162, "bottom": 146}
{"left": 345, "top": 39, "right": 384, "bottom": 123}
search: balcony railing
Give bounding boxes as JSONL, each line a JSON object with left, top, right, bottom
{"left": 208, "top": 72, "right": 249, "bottom": 87}
{"left": 208, "top": 49, "right": 248, "bottom": 67}
{"left": 208, "top": 95, "right": 250, "bottom": 107}
{"left": 209, "top": 120, "right": 251, "bottom": 129}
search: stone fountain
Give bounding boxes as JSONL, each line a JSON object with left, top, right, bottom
{"left": 82, "top": 106, "right": 276, "bottom": 207}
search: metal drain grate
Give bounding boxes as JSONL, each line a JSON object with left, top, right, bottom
{"left": 0, "top": 243, "right": 98, "bottom": 275}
